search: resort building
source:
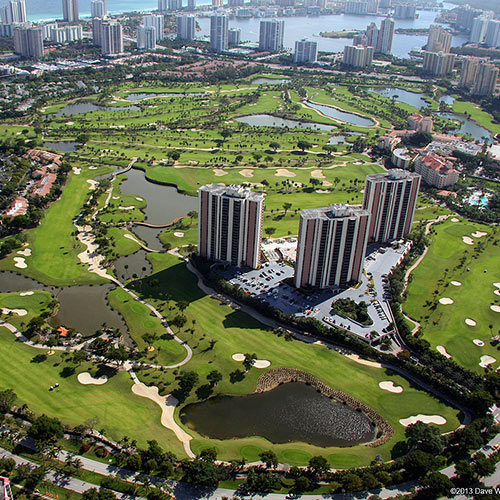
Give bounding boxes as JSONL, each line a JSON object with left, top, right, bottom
{"left": 343, "top": 44, "right": 374, "bottom": 68}
{"left": 198, "top": 184, "right": 265, "bottom": 269}
{"left": 294, "top": 204, "right": 370, "bottom": 289}
{"left": 259, "top": 20, "right": 284, "bottom": 52}
{"left": 294, "top": 39, "right": 317, "bottom": 63}
{"left": 427, "top": 24, "right": 452, "bottom": 53}
{"left": 407, "top": 114, "right": 433, "bottom": 133}
{"left": 143, "top": 14, "right": 164, "bottom": 41}
{"left": 13, "top": 26, "right": 43, "bottom": 58}
{"left": 473, "top": 63, "right": 499, "bottom": 97}
{"left": 100, "top": 20, "right": 123, "bottom": 55}
{"left": 210, "top": 15, "right": 228, "bottom": 53}
{"left": 422, "top": 51, "right": 456, "bottom": 77}
{"left": 363, "top": 170, "right": 421, "bottom": 243}
{"left": 391, "top": 148, "right": 413, "bottom": 169}
{"left": 414, "top": 154, "right": 459, "bottom": 188}
{"left": 137, "top": 25, "right": 156, "bottom": 50}
{"left": 177, "top": 16, "right": 195, "bottom": 41}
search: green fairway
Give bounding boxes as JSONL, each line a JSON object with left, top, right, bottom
{"left": 405, "top": 218, "right": 500, "bottom": 372}
{"left": 0, "top": 290, "right": 55, "bottom": 329}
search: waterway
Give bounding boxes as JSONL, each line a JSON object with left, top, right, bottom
{"left": 50, "top": 102, "right": 140, "bottom": 117}
{"left": 234, "top": 114, "right": 335, "bottom": 131}
{"left": 304, "top": 101, "right": 375, "bottom": 127}
{"left": 369, "top": 87, "right": 430, "bottom": 109}
{"left": 251, "top": 78, "right": 289, "bottom": 85}
{"left": 125, "top": 92, "right": 205, "bottom": 101}
{"left": 181, "top": 382, "right": 376, "bottom": 447}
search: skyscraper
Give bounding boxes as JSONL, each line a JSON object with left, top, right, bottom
{"left": 90, "top": 0, "right": 105, "bottom": 17}
{"left": 455, "top": 5, "right": 482, "bottom": 31}
{"left": 473, "top": 63, "right": 499, "bottom": 96}
{"left": 143, "top": 14, "right": 164, "bottom": 41}
{"left": 177, "top": 15, "right": 195, "bottom": 41}
{"left": 13, "top": 25, "right": 44, "bottom": 58}
{"left": 212, "top": 0, "right": 222, "bottom": 6}
{"left": 101, "top": 20, "right": 123, "bottom": 55}
{"left": 137, "top": 25, "right": 156, "bottom": 49}
{"left": 187, "top": 0, "right": 195, "bottom": 9}
{"left": 198, "top": 184, "right": 265, "bottom": 270}
{"left": 470, "top": 16, "right": 489, "bottom": 44}
{"left": 484, "top": 20, "right": 500, "bottom": 48}
{"left": 0, "top": 0, "right": 26, "bottom": 24}
{"left": 210, "top": 15, "right": 227, "bottom": 52}
{"left": 459, "top": 57, "right": 479, "bottom": 89}
{"left": 426, "top": 24, "right": 452, "bottom": 53}
{"left": 376, "top": 16, "right": 394, "bottom": 55}
{"left": 362, "top": 170, "right": 421, "bottom": 243}
{"left": 92, "top": 17, "right": 104, "bottom": 46}
{"left": 365, "top": 22, "right": 378, "bottom": 48}
{"left": 344, "top": 1, "right": 367, "bottom": 15}
{"left": 422, "top": 51, "right": 456, "bottom": 76}
{"left": 294, "top": 204, "right": 371, "bottom": 289}
{"left": 62, "top": 0, "right": 78, "bottom": 22}
{"left": 293, "top": 39, "right": 317, "bottom": 63}
{"left": 228, "top": 27, "right": 241, "bottom": 46}
{"left": 394, "top": 4, "right": 416, "bottom": 19}
{"left": 343, "top": 44, "right": 373, "bottom": 67}
{"left": 259, "top": 20, "right": 284, "bottom": 52}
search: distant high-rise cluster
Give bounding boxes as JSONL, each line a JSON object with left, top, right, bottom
{"left": 422, "top": 25, "right": 455, "bottom": 77}
{"left": 393, "top": 4, "right": 416, "bottom": 20}
{"left": 158, "top": 0, "right": 182, "bottom": 11}
{"left": 44, "top": 23, "right": 82, "bottom": 43}
{"left": 1, "top": 0, "right": 26, "bottom": 24}
{"left": 13, "top": 25, "right": 43, "bottom": 57}
{"left": 62, "top": 0, "right": 78, "bottom": 22}
{"left": 259, "top": 19, "right": 284, "bottom": 52}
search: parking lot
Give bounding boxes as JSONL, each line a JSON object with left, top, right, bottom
{"left": 222, "top": 242, "right": 411, "bottom": 344}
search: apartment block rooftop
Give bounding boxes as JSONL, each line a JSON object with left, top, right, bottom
{"left": 301, "top": 204, "right": 370, "bottom": 220}
{"left": 200, "top": 183, "right": 265, "bottom": 201}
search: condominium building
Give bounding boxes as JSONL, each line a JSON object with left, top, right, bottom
{"left": 455, "top": 5, "right": 482, "bottom": 31}
{"left": 394, "top": 4, "right": 416, "bottom": 19}
{"left": 228, "top": 27, "right": 241, "bottom": 46}
{"left": 414, "top": 154, "right": 459, "bottom": 188}
{"left": 62, "top": 0, "right": 78, "bottom": 22}
{"left": 259, "top": 20, "right": 284, "bottom": 52}
{"left": 293, "top": 39, "right": 317, "bottom": 63}
{"left": 407, "top": 114, "right": 433, "bottom": 133}
{"left": 101, "top": 20, "right": 123, "bottom": 55}
{"left": 90, "top": 0, "right": 105, "bottom": 18}
{"left": 187, "top": 0, "right": 195, "bottom": 10}
{"left": 422, "top": 51, "right": 456, "bottom": 77}
{"left": 345, "top": 1, "right": 367, "bottom": 15}
{"left": 365, "top": 22, "right": 378, "bottom": 48}
{"left": 137, "top": 25, "right": 156, "bottom": 49}
{"left": 143, "top": 14, "right": 164, "bottom": 41}
{"left": 198, "top": 184, "right": 265, "bottom": 269}
{"left": 48, "top": 24, "right": 83, "bottom": 42}
{"left": 427, "top": 24, "right": 452, "bottom": 53}
{"left": 366, "top": 0, "right": 378, "bottom": 14}
{"left": 473, "top": 63, "right": 499, "bottom": 97}
{"left": 177, "top": 15, "right": 195, "bottom": 41}
{"left": 376, "top": 16, "right": 394, "bottom": 55}
{"left": 294, "top": 204, "right": 370, "bottom": 289}
{"left": 210, "top": 15, "right": 228, "bottom": 52}
{"left": 158, "top": 0, "right": 182, "bottom": 10}
{"left": 343, "top": 44, "right": 374, "bottom": 67}
{"left": 470, "top": 16, "right": 489, "bottom": 44}
{"left": 0, "top": 0, "right": 26, "bottom": 24}
{"left": 459, "top": 57, "right": 479, "bottom": 88}
{"left": 13, "top": 25, "right": 43, "bottom": 58}
{"left": 92, "top": 17, "right": 103, "bottom": 46}
{"left": 362, "top": 169, "right": 421, "bottom": 243}
{"left": 212, "top": 0, "right": 223, "bottom": 6}
{"left": 484, "top": 20, "right": 500, "bottom": 48}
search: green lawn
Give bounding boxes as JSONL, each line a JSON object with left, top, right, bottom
{"left": 405, "top": 218, "right": 500, "bottom": 372}
{"left": 0, "top": 290, "right": 55, "bottom": 329}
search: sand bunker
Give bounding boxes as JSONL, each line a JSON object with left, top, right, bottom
{"left": 13, "top": 257, "right": 27, "bottom": 269}
{"left": 472, "top": 231, "right": 488, "bottom": 238}
{"left": 232, "top": 353, "right": 245, "bottom": 361}
{"left": 439, "top": 297, "right": 454, "bottom": 305}
{"left": 311, "top": 169, "right": 326, "bottom": 179}
{"left": 213, "top": 169, "right": 227, "bottom": 176}
{"left": 437, "top": 346, "right": 452, "bottom": 359}
{"left": 254, "top": 360, "right": 271, "bottom": 369}
{"left": 400, "top": 415, "right": 447, "bottom": 427}
{"left": 451, "top": 218, "right": 460, "bottom": 222}
{"left": 379, "top": 381, "right": 403, "bottom": 393}
{"left": 72, "top": 167, "right": 81, "bottom": 175}
{"left": 239, "top": 169, "right": 254, "bottom": 178}
{"left": 346, "top": 354, "right": 383, "bottom": 368}
{"left": 1, "top": 308, "right": 27, "bottom": 317}
{"left": 316, "top": 189, "right": 330, "bottom": 194}
{"left": 494, "top": 290, "right": 500, "bottom": 296}
{"left": 136, "top": 197, "right": 143, "bottom": 201}
{"left": 118, "top": 206, "right": 135, "bottom": 210}
{"left": 275, "top": 168, "right": 296, "bottom": 177}
{"left": 78, "top": 372, "right": 108, "bottom": 385}
{"left": 462, "top": 236, "right": 474, "bottom": 245}
{"left": 473, "top": 339, "right": 485, "bottom": 347}
{"left": 17, "top": 248, "right": 31, "bottom": 257}
{"left": 173, "top": 232, "right": 184, "bottom": 237}
{"left": 47, "top": 350, "right": 55, "bottom": 356}
{"left": 148, "top": 346, "right": 155, "bottom": 352}
{"left": 450, "top": 281, "right": 462, "bottom": 286}
{"left": 494, "top": 283, "right": 500, "bottom": 289}
{"left": 112, "top": 196, "right": 120, "bottom": 200}
{"left": 87, "top": 180, "right": 97, "bottom": 190}
{"left": 89, "top": 166, "right": 98, "bottom": 170}
{"left": 465, "top": 318, "right": 477, "bottom": 326}
{"left": 491, "top": 305, "right": 500, "bottom": 313}
{"left": 480, "top": 355, "right": 497, "bottom": 368}
{"left": 19, "top": 291, "right": 34, "bottom": 296}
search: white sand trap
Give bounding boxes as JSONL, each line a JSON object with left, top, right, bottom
{"left": 379, "top": 381, "right": 403, "bottom": 393}
{"left": 494, "top": 283, "right": 500, "bottom": 289}
{"left": 17, "top": 248, "right": 31, "bottom": 257}
{"left": 213, "top": 169, "right": 227, "bottom": 176}
{"left": 346, "top": 354, "right": 382, "bottom": 368}
{"left": 494, "top": 290, "right": 500, "bottom": 296}
{"left": 89, "top": 166, "right": 98, "bottom": 170}
{"left": 112, "top": 196, "right": 120, "bottom": 200}
{"left": 77, "top": 372, "right": 108, "bottom": 385}
{"left": 275, "top": 168, "right": 296, "bottom": 177}
{"left": 451, "top": 218, "right": 460, "bottom": 222}
{"left": 439, "top": 297, "right": 454, "bottom": 305}
{"left": 462, "top": 236, "right": 474, "bottom": 245}
{"left": 136, "top": 197, "right": 143, "bottom": 201}
{"left": 1, "top": 308, "right": 27, "bottom": 317}
{"left": 13, "top": 257, "right": 27, "bottom": 269}
{"left": 400, "top": 415, "right": 447, "bottom": 427}
{"left": 87, "top": 180, "right": 97, "bottom": 190}
{"left": 323, "top": 180, "right": 333, "bottom": 187}
{"left": 480, "top": 355, "right": 497, "bottom": 368}
{"left": 118, "top": 206, "right": 135, "bottom": 210}
{"left": 239, "top": 169, "right": 254, "bottom": 178}
{"left": 72, "top": 167, "right": 81, "bottom": 175}
{"left": 437, "top": 346, "right": 452, "bottom": 358}
{"left": 316, "top": 189, "right": 330, "bottom": 194}
{"left": 254, "top": 360, "right": 271, "bottom": 369}
{"left": 450, "top": 281, "right": 462, "bottom": 286}
{"left": 173, "top": 232, "right": 184, "bottom": 237}
{"left": 20, "top": 291, "right": 34, "bottom": 296}
{"left": 491, "top": 305, "right": 500, "bottom": 313}
{"left": 473, "top": 339, "right": 485, "bottom": 346}
{"left": 472, "top": 231, "right": 487, "bottom": 238}
{"left": 465, "top": 318, "right": 477, "bottom": 326}
{"left": 232, "top": 353, "right": 245, "bottom": 361}
{"left": 66, "top": 121, "right": 74, "bottom": 125}
{"left": 311, "top": 169, "right": 326, "bottom": 179}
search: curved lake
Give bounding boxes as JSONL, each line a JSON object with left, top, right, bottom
{"left": 42, "top": 141, "right": 79, "bottom": 152}
{"left": 235, "top": 114, "right": 335, "bottom": 131}
{"left": 181, "top": 382, "right": 376, "bottom": 447}
{"left": 304, "top": 101, "right": 375, "bottom": 127}
{"left": 251, "top": 78, "right": 289, "bottom": 85}
{"left": 369, "top": 87, "right": 429, "bottom": 110}
{"left": 437, "top": 112, "right": 491, "bottom": 140}
{"left": 50, "top": 102, "right": 140, "bottom": 117}
{"left": 125, "top": 92, "right": 205, "bottom": 101}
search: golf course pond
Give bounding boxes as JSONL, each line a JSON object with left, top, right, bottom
{"left": 180, "top": 382, "right": 376, "bottom": 447}
{"left": 303, "top": 101, "right": 376, "bottom": 127}
{"left": 50, "top": 102, "right": 140, "bottom": 117}
{"left": 235, "top": 114, "right": 336, "bottom": 131}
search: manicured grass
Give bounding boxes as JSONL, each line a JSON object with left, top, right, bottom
{"left": 405, "top": 218, "right": 500, "bottom": 372}
{"left": 105, "top": 227, "right": 142, "bottom": 257}
{"left": 453, "top": 99, "right": 500, "bottom": 135}
{"left": 0, "top": 290, "right": 55, "bottom": 329}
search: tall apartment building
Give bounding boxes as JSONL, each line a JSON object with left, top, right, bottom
{"left": 343, "top": 44, "right": 373, "bottom": 67}
{"left": 366, "top": 0, "right": 378, "bottom": 14}
{"left": 414, "top": 154, "right": 459, "bottom": 188}
{"left": 344, "top": 1, "right": 367, "bottom": 15}
{"left": 210, "top": 15, "right": 228, "bottom": 52}
{"left": 48, "top": 24, "right": 82, "bottom": 42}
{"left": 101, "top": 20, "right": 123, "bottom": 55}
{"left": 143, "top": 14, "right": 164, "bottom": 41}
{"left": 228, "top": 27, "right": 241, "bottom": 46}
{"left": 459, "top": 57, "right": 479, "bottom": 89}
{"left": 62, "top": 0, "right": 78, "bottom": 22}
{"left": 13, "top": 25, "right": 43, "bottom": 58}
{"left": 90, "top": 0, "right": 105, "bottom": 17}
{"left": 394, "top": 4, "right": 416, "bottom": 19}
{"left": 294, "top": 204, "right": 370, "bottom": 289}
{"left": 1, "top": 0, "right": 26, "bottom": 24}
{"left": 187, "top": 0, "right": 196, "bottom": 10}
{"left": 455, "top": 5, "right": 482, "bottom": 31}
{"left": 365, "top": 21, "right": 378, "bottom": 48}
{"left": 259, "top": 19, "right": 284, "bottom": 52}
{"left": 92, "top": 17, "right": 103, "bottom": 46}
{"left": 473, "top": 63, "right": 499, "bottom": 96}
{"left": 376, "top": 16, "right": 394, "bottom": 55}
{"left": 470, "top": 16, "right": 489, "bottom": 44}
{"left": 177, "top": 15, "right": 195, "bottom": 41}
{"left": 427, "top": 24, "right": 452, "bottom": 53}
{"left": 137, "top": 25, "right": 156, "bottom": 49}
{"left": 362, "top": 170, "right": 420, "bottom": 243}
{"left": 212, "top": 0, "right": 223, "bottom": 7}
{"left": 484, "top": 20, "right": 500, "bottom": 48}
{"left": 198, "top": 185, "right": 265, "bottom": 269}
{"left": 293, "top": 39, "right": 317, "bottom": 63}
{"left": 158, "top": 0, "right": 181, "bottom": 10}
{"left": 422, "top": 51, "right": 456, "bottom": 77}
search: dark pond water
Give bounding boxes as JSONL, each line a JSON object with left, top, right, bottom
{"left": 50, "top": 102, "right": 140, "bottom": 117}
{"left": 369, "top": 87, "right": 429, "bottom": 109}
{"left": 437, "top": 112, "right": 491, "bottom": 140}
{"left": 251, "top": 78, "right": 289, "bottom": 85}
{"left": 235, "top": 114, "right": 335, "bottom": 131}
{"left": 125, "top": 92, "right": 205, "bottom": 101}
{"left": 180, "top": 382, "right": 376, "bottom": 447}
{"left": 114, "top": 249, "right": 152, "bottom": 281}
{"left": 42, "top": 141, "right": 79, "bottom": 152}
{"left": 129, "top": 225, "right": 165, "bottom": 252}
{"left": 303, "top": 101, "right": 375, "bottom": 127}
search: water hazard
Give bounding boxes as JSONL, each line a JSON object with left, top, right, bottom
{"left": 303, "top": 101, "right": 375, "bottom": 127}
{"left": 235, "top": 114, "right": 335, "bottom": 131}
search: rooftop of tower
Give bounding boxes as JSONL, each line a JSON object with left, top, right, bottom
{"left": 366, "top": 169, "right": 420, "bottom": 182}
{"left": 199, "top": 184, "right": 265, "bottom": 201}
{"left": 301, "top": 204, "right": 370, "bottom": 220}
